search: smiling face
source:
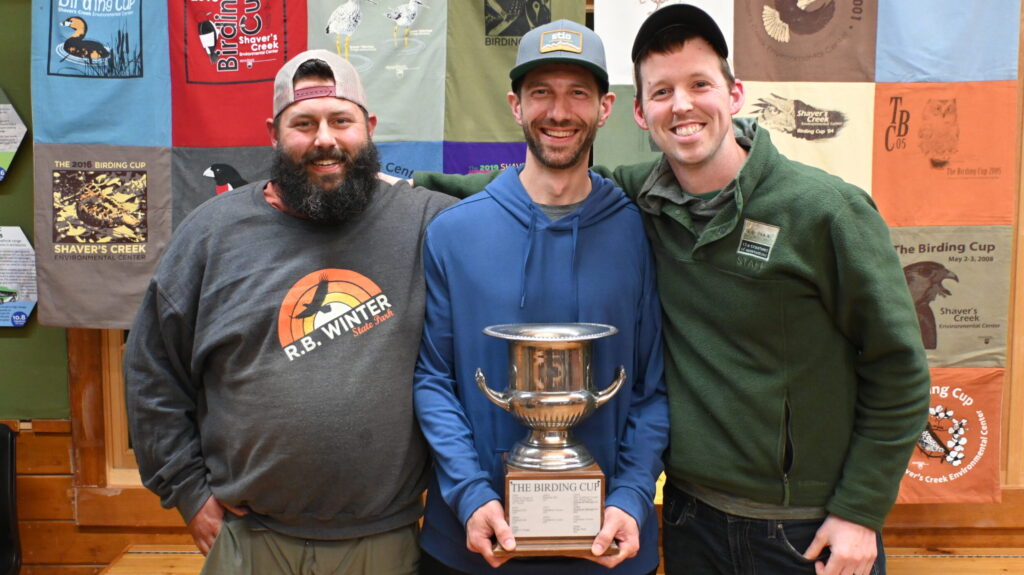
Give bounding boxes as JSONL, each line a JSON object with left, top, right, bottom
{"left": 508, "top": 63, "right": 614, "bottom": 172}
{"left": 633, "top": 38, "right": 746, "bottom": 187}
{"left": 269, "top": 77, "right": 377, "bottom": 191}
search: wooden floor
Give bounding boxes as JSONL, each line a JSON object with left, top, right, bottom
{"left": 888, "top": 548, "right": 1024, "bottom": 574}
{"left": 99, "top": 545, "right": 204, "bottom": 575}
{"left": 99, "top": 545, "right": 1024, "bottom": 574}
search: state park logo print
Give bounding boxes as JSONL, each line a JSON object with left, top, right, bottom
{"left": 277, "top": 269, "right": 395, "bottom": 361}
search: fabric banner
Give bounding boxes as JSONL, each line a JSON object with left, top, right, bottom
{"left": 892, "top": 226, "right": 1012, "bottom": 368}
{"left": 740, "top": 81, "right": 874, "bottom": 193}
{"left": 31, "top": 0, "right": 171, "bottom": 146}
{"left": 169, "top": 0, "right": 307, "bottom": 148}
{"left": 734, "top": 0, "right": 876, "bottom": 82}
{"left": 872, "top": 81, "right": 1018, "bottom": 227}
{"left": 595, "top": 0, "right": 734, "bottom": 86}
{"left": 897, "top": 368, "right": 1002, "bottom": 504}
{"left": 378, "top": 141, "right": 444, "bottom": 178}
{"left": 33, "top": 143, "right": 171, "bottom": 328}
{"left": 443, "top": 141, "right": 525, "bottom": 175}
{"left": 444, "top": 0, "right": 584, "bottom": 143}
{"left": 171, "top": 145, "right": 272, "bottom": 227}
{"left": 876, "top": 0, "right": 1021, "bottom": 82}
{"left": 306, "top": 0, "right": 446, "bottom": 143}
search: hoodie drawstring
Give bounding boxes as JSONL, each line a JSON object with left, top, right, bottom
{"left": 519, "top": 211, "right": 537, "bottom": 308}
{"left": 570, "top": 214, "right": 580, "bottom": 321}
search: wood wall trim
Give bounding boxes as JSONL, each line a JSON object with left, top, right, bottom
{"left": 1007, "top": 9, "right": 1024, "bottom": 487}
{"left": 76, "top": 487, "right": 185, "bottom": 528}
{"left": 68, "top": 328, "right": 107, "bottom": 487}
{"left": 888, "top": 487, "right": 1024, "bottom": 529}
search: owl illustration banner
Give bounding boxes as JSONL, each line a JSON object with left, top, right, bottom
{"left": 897, "top": 368, "right": 1002, "bottom": 504}
{"left": 891, "top": 226, "right": 1012, "bottom": 368}
{"left": 872, "top": 81, "right": 1018, "bottom": 227}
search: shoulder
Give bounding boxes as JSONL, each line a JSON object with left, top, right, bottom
{"left": 378, "top": 179, "right": 458, "bottom": 213}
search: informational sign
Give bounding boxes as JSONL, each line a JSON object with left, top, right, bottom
{"left": 0, "top": 227, "right": 38, "bottom": 327}
{"left": 0, "top": 88, "right": 27, "bottom": 182}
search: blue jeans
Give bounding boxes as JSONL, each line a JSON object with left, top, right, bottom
{"left": 661, "top": 482, "right": 885, "bottom": 575}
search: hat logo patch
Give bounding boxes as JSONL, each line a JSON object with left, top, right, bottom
{"left": 539, "top": 29, "right": 583, "bottom": 54}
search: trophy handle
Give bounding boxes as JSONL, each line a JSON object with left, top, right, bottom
{"left": 475, "top": 368, "right": 511, "bottom": 411}
{"left": 594, "top": 366, "right": 627, "bottom": 408}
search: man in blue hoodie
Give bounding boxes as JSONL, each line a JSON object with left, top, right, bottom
{"left": 413, "top": 19, "right": 669, "bottom": 575}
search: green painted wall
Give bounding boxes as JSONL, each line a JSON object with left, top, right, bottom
{"left": 0, "top": 0, "right": 72, "bottom": 419}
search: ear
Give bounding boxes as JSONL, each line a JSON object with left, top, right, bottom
{"left": 366, "top": 113, "right": 378, "bottom": 138}
{"left": 729, "top": 79, "right": 745, "bottom": 116}
{"left": 633, "top": 97, "right": 650, "bottom": 131}
{"left": 596, "top": 91, "right": 616, "bottom": 128}
{"left": 266, "top": 117, "right": 278, "bottom": 146}
{"left": 508, "top": 91, "right": 524, "bottom": 126}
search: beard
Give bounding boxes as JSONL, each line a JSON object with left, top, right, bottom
{"left": 522, "top": 119, "right": 599, "bottom": 171}
{"left": 271, "top": 139, "right": 381, "bottom": 226}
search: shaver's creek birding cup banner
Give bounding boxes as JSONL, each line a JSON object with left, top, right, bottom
{"left": 891, "top": 226, "right": 1011, "bottom": 368}
{"left": 31, "top": 0, "right": 171, "bottom": 147}
{"left": 733, "top": 0, "right": 877, "bottom": 82}
{"left": 897, "top": 368, "right": 1002, "bottom": 504}
{"left": 739, "top": 81, "right": 875, "bottom": 193}
{"left": 170, "top": 0, "right": 307, "bottom": 148}
{"left": 32, "top": 143, "right": 171, "bottom": 329}
{"left": 876, "top": 0, "right": 1020, "bottom": 82}
{"left": 871, "top": 82, "right": 1018, "bottom": 227}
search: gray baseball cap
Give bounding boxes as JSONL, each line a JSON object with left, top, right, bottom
{"left": 273, "top": 49, "right": 368, "bottom": 117}
{"left": 509, "top": 19, "right": 609, "bottom": 91}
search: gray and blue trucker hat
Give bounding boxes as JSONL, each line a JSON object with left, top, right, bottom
{"left": 509, "top": 19, "right": 609, "bottom": 91}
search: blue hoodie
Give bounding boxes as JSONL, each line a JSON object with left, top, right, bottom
{"left": 414, "top": 166, "right": 668, "bottom": 575}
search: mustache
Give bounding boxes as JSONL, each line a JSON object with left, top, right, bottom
{"left": 302, "top": 148, "right": 349, "bottom": 164}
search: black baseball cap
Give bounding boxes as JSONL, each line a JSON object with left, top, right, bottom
{"left": 630, "top": 4, "right": 729, "bottom": 62}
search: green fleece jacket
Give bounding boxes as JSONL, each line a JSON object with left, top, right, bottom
{"left": 414, "top": 119, "right": 930, "bottom": 532}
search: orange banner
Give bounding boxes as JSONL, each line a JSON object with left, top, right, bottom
{"left": 897, "top": 368, "right": 1002, "bottom": 504}
{"left": 872, "top": 81, "right": 1017, "bottom": 227}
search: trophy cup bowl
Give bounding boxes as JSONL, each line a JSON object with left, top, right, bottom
{"left": 475, "top": 323, "right": 626, "bottom": 471}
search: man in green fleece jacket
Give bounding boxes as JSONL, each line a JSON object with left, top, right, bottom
{"left": 412, "top": 5, "right": 929, "bottom": 575}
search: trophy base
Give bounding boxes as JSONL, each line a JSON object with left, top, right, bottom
{"left": 492, "top": 538, "right": 619, "bottom": 558}
{"left": 499, "top": 462, "right": 616, "bottom": 558}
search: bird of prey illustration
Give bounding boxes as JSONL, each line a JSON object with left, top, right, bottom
{"left": 385, "top": 0, "right": 427, "bottom": 47}
{"left": 761, "top": 0, "right": 836, "bottom": 43}
{"left": 750, "top": 93, "right": 846, "bottom": 140}
{"left": 203, "top": 164, "right": 248, "bottom": 195}
{"left": 60, "top": 16, "right": 110, "bottom": 61}
{"left": 294, "top": 275, "right": 332, "bottom": 319}
{"left": 903, "top": 261, "right": 959, "bottom": 349}
{"left": 198, "top": 14, "right": 220, "bottom": 63}
{"left": 326, "top": 0, "right": 377, "bottom": 59}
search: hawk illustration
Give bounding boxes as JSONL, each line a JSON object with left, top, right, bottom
{"left": 903, "top": 261, "right": 959, "bottom": 349}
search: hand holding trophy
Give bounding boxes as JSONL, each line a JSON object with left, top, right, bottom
{"left": 475, "top": 323, "right": 626, "bottom": 557}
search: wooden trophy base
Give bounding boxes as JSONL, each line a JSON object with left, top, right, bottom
{"left": 493, "top": 462, "right": 618, "bottom": 558}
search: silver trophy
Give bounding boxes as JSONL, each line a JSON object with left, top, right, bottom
{"left": 475, "top": 323, "right": 626, "bottom": 471}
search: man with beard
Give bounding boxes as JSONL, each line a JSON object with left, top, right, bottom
{"left": 123, "top": 49, "right": 456, "bottom": 575}
{"left": 413, "top": 20, "right": 667, "bottom": 575}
